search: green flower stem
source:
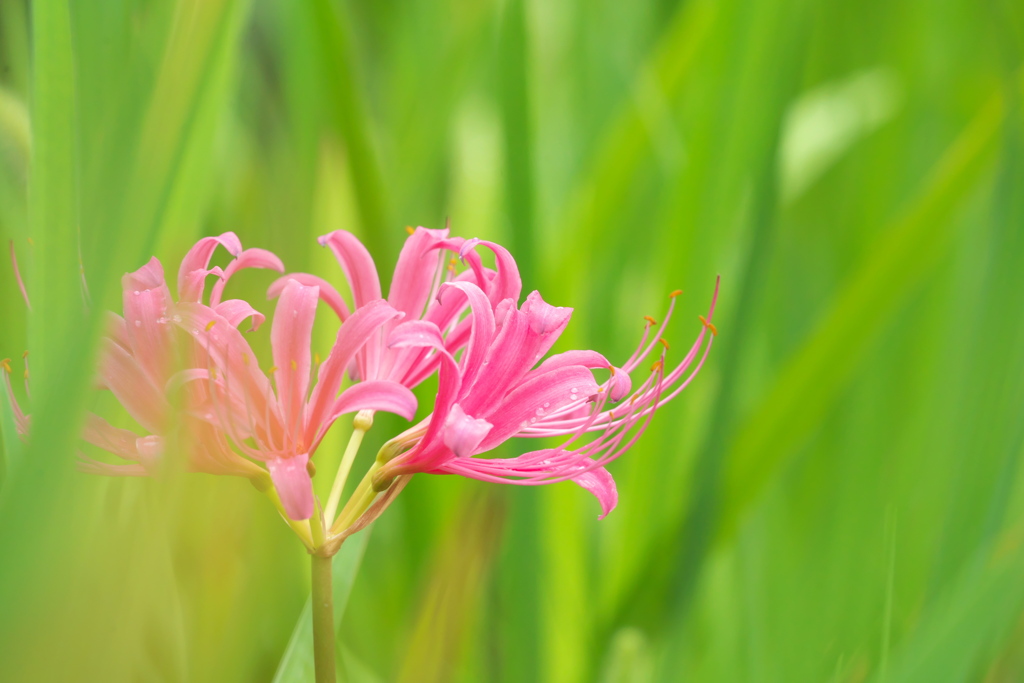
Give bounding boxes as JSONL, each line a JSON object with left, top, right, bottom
{"left": 324, "top": 410, "right": 373, "bottom": 527}
{"left": 328, "top": 461, "right": 381, "bottom": 537}
{"left": 310, "top": 553, "right": 336, "bottom": 683}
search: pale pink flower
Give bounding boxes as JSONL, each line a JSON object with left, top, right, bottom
{"left": 372, "top": 240, "right": 719, "bottom": 519}
{"left": 80, "top": 233, "right": 284, "bottom": 479}
{"left": 172, "top": 278, "right": 419, "bottom": 520}
{"left": 269, "top": 227, "right": 521, "bottom": 389}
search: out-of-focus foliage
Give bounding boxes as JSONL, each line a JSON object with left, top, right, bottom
{"left": 1, "top": 0, "right": 1023, "bottom": 681}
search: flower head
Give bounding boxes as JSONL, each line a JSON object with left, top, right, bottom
{"left": 370, "top": 240, "right": 719, "bottom": 519}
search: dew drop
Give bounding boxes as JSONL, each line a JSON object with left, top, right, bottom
{"left": 292, "top": 310, "right": 298, "bottom": 318}
{"left": 535, "top": 407, "right": 544, "bottom": 416}
{"left": 520, "top": 421, "right": 529, "bottom": 429}
{"left": 133, "top": 291, "right": 140, "bottom": 296}
{"left": 570, "top": 394, "right": 578, "bottom": 401}
{"left": 173, "top": 315, "right": 182, "bottom": 323}
{"left": 530, "top": 417, "right": 537, "bottom": 423}
{"left": 570, "top": 387, "right": 577, "bottom": 393}
{"left": 543, "top": 402, "right": 550, "bottom": 408}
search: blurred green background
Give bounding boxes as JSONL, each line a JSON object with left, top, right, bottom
{"left": 1, "top": 0, "right": 1023, "bottom": 681}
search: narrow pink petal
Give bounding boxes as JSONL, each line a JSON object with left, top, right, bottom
{"left": 571, "top": 465, "right": 618, "bottom": 519}
{"left": 98, "top": 338, "right": 169, "bottom": 434}
{"left": 271, "top": 280, "right": 319, "bottom": 445}
{"left": 121, "top": 258, "right": 174, "bottom": 386}
{"left": 303, "top": 299, "right": 403, "bottom": 446}
{"left": 210, "top": 247, "right": 285, "bottom": 306}
{"left": 267, "top": 454, "right": 314, "bottom": 520}
{"left": 214, "top": 299, "right": 266, "bottom": 331}
{"left": 177, "top": 233, "right": 243, "bottom": 301}
{"left": 171, "top": 303, "right": 282, "bottom": 442}
{"left": 455, "top": 238, "right": 522, "bottom": 305}
{"left": 319, "top": 231, "right": 383, "bottom": 379}
{"left": 386, "top": 320, "right": 462, "bottom": 464}
{"left": 443, "top": 403, "right": 492, "bottom": 458}
{"left": 318, "top": 230, "right": 382, "bottom": 308}
{"left": 388, "top": 227, "right": 449, "bottom": 320}
{"left": 81, "top": 413, "right": 142, "bottom": 461}
{"left": 478, "top": 365, "right": 599, "bottom": 450}
{"left": 269, "top": 273, "right": 351, "bottom": 321}
{"left": 312, "top": 380, "right": 418, "bottom": 452}
{"left": 330, "top": 380, "right": 417, "bottom": 422}
{"left": 437, "top": 281, "right": 495, "bottom": 390}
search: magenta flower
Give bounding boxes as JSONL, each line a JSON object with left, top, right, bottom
{"left": 172, "top": 278, "right": 419, "bottom": 520}
{"left": 270, "top": 227, "right": 521, "bottom": 389}
{"left": 371, "top": 241, "right": 719, "bottom": 519}
{"left": 81, "top": 233, "right": 283, "bottom": 479}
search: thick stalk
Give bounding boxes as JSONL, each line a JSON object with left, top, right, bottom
{"left": 310, "top": 553, "right": 336, "bottom": 683}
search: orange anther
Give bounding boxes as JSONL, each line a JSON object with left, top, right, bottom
{"left": 644, "top": 315, "right": 658, "bottom": 326}
{"left": 205, "top": 320, "right": 217, "bottom": 332}
{"left": 290, "top": 359, "right": 298, "bottom": 371}
{"left": 405, "top": 226, "right": 415, "bottom": 235}
{"left": 314, "top": 352, "right": 321, "bottom": 365}
{"left": 698, "top": 315, "right": 718, "bottom": 336}
{"left": 658, "top": 338, "right": 670, "bottom": 350}
{"left": 669, "top": 289, "right": 683, "bottom": 298}
{"left": 22, "top": 350, "right": 28, "bottom": 358}
{"left": 651, "top": 360, "right": 664, "bottom": 372}
{"left": 242, "top": 353, "right": 251, "bottom": 366}
{"left": 268, "top": 366, "right": 278, "bottom": 374}
{"left": 1, "top": 359, "right": 11, "bottom": 373}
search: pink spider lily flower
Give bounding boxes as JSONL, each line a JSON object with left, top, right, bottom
{"left": 80, "top": 233, "right": 285, "bottom": 480}
{"left": 171, "top": 278, "right": 419, "bottom": 520}
{"left": 371, "top": 249, "right": 719, "bottom": 519}
{"left": 268, "top": 227, "right": 521, "bottom": 389}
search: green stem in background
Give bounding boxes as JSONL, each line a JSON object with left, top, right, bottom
{"left": 324, "top": 410, "right": 373, "bottom": 526}
{"left": 310, "top": 553, "right": 336, "bottom": 683}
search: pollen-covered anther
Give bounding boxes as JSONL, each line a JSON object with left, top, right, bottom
{"left": 22, "top": 350, "right": 28, "bottom": 359}
{"left": 268, "top": 366, "right": 278, "bottom": 374}
{"left": 290, "top": 359, "right": 297, "bottom": 371}
{"left": 644, "top": 315, "right": 658, "bottom": 327}
{"left": 650, "top": 359, "right": 664, "bottom": 373}
{"left": 669, "top": 289, "right": 683, "bottom": 298}
{"left": 205, "top": 320, "right": 217, "bottom": 332}
{"left": 405, "top": 226, "right": 415, "bottom": 235}
{"left": 313, "top": 352, "right": 321, "bottom": 365}
{"left": 306, "top": 459, "right": 316, "bottom": 477}
{"left": 242, "top": 353, "right": 251, "bottom": 366}
{"left": 0, "top": 358, "right": 11, "bottom": 373}
{"left": 210, "top": 367, "right": 218, "bottom": 381}
{"left": 698, "top": 315, "right": 718, "bottom": 336}
{"left": 659, "top": 338, "right": 670, "bottom": 350}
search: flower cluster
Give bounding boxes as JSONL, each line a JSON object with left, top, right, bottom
{"left": 4, "top": 227, "right": 717, "bottom": 541}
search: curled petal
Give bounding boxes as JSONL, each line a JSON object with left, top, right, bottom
{"left": 318, "top": 230, "right": 382, "bottom": 308}
{"left": 443, "top": 404, "right": 492, "bottom": 458}
{"left": 210, "top": 247, "right": 285, "bottom": 306}
{"left": 98, "top": 339, "right": 168, "bottom": 434}
{"left": 214, "top": 299, "right": 266, "bottom": 331}
{"left": 572, "top": 465, "right": 618, "bottom": 519}
{"left": 177, "top": 233, "right": 243, "bottom": 301}
{"left": 267, "top": 453, "right": 314, "bottom": 520}
{"left": 330, "top": 380, "right": 417, "bottom": 423}
{"left": 269, "top": 273, "right": 351, "bottom": 321}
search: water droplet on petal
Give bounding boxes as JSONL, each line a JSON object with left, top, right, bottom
{"left": 134, "top": 320, "right": 141, "bottom": 327}
{"left": 133, "top": 291, "right": 140, "bottom": 296}
{"left": 530, "top": 417, "right": 537, "bottom": 423}
{"left": 543, "top": 402, "right": 550, "bottom": 408}
{"left": 570, "top": 387, "right": 577, "bottom": 393}
{"left": 520, "top": 421, "right": 529, "bottom": 429}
